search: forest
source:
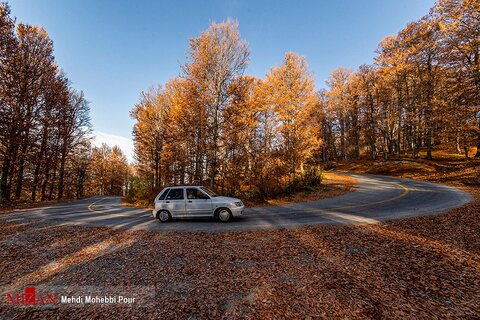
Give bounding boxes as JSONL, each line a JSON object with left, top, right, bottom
{"left": 0, "top": 0, "right": 478, "bottom": 205}
{"left": 0, "top": 3, "right": 129, "bottom": 204}
{"left": 130, "top": 0, "right": 479, "bottom": 203}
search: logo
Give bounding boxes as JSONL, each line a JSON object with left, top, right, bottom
{"left": 6, "top": 287, "right": 57, "bottom": 305}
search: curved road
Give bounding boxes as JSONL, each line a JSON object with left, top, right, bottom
{"left": 4, "top": 173, "right": 472, "bottom": 232}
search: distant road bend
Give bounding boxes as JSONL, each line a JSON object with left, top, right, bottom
{"left": 4, "top": 173, "right": 472, "bottom": 232}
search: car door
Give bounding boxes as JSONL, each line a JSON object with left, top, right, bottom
{"left": 164, "top": 188, "right": 186, "bottom": 217}
{"left": 155, "top": 188, "right": 170, "bottom": 211}
{"left": 185, "top": 188, "right": 212, "bottom": 216}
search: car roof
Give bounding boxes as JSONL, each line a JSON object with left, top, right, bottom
{"left": 163, "top": 186, "right": 204, "bottom": 188}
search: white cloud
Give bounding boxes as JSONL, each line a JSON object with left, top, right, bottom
{"left": 92, "top": 131, "right": 135, "bottom": 163}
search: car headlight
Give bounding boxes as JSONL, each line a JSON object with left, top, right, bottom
{"left": 234, "top": 201, "right": 243, "bottom": 207}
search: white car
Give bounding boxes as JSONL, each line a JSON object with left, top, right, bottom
{"left": 152, "top": 186, "right": 245, "bottom": 222}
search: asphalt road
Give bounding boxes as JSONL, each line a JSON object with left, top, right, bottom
{"left": 3, "top": 173, "right": 472, "bottom": 232}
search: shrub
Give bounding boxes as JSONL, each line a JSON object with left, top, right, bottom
{"left": 286, "top": 166, "right": 323, "bottom": 194}
{"left": 125, "top": 176, "right": 158, "bottom": 205}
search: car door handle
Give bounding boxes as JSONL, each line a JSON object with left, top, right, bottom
{"left": 165, "top": 201, "right": 170, "bottom": 203}
{"left": 187, "top": 200, "right": 192, "bottom": 203}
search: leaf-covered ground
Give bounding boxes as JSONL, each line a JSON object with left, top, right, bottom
{"left": 0, "top": 162, "right": 478, "bottom": 319}
{"left": 335, "top": 152, "right": 480, "bottom": 188}
{"left": 247, "top": 172, "right": 357, "bottom": 207}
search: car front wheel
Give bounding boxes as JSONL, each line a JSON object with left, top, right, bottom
{"left": 217, "top": 208, "right": 232, "bottom": 222}
{"left": 158, "top": 210, "right": 171, "bottom": 223}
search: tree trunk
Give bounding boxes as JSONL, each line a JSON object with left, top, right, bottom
{"left": 352, "top": 106, "right": 360, "bottom": 160}
{"left": 396, "top": 117, "right": 401, "bottom": 158}
{"left": 76, "top": 168, "right": 85, "bottom": 199}
{"left": 14, "top": 158, "right": 25, "bottom": 200}
{"left": 456, "top": 132, "right": 461, "bottom": 154}
{"left": 40, "top": 171, "right": 49, "bottom": 202}
{"left": 210, "top": 121, "right": 219, "bottom": 186}
{"left": 48, "top": 173, "right": 56, "bottom": 200}
{"left": 14, "top": 129, "right": 31, "bottom": 199}
{"left": 31, "top": 128, "right": 48, "bottom": 201}
{"left": 0, "top": 155, "right": 11, "bottom": 202}
{"left": 31, "top": 162, "right": 41, "bottom": 202}
{"left": 0, "top": 142, "right": 17, "bottom": 202}
{"left": 426, "top": 125, "right": 433, "bottom": 160}
{"left": 368, "top": 104, "right": 376, "bottom": 160}
{"left": 475, "top": 123, "right": 480, "bottom": 158}
{"left": 339, "top": 119, "right": 346, "bottom": 160}
{"left": 57, "top": 147, "right": 67, "bottom": 200}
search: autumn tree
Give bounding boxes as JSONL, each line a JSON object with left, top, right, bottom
{"left": 0, "top": 2, "right": 92, "bottom": 203}
{"left": 131, "top": 86, "right": 169, "bottom": 189}
{"left": 261, "top": 52, "right": 319, "bottom": 177}
{"left": 222, "top": 75, "right": 261, "bottom": 193}
{"left": 433, "top": 0, "right": 480, "bottom": 157}
{"left": 89, "top": 144, "right": 129, "bottom": 196}
{"left": 357, "top": 65, "right": 379, "bottom": 160}
{"left": 326, "top": 67, "right": 354, "bottom": 160}
{"left": 0, "top": 2, "right": 18, "bottom": 201}
{"left": 130, "top": 1, "right": 479, "bottom": 203}
{"left": 182, "top": 19, "right": 249, "bottom": 185}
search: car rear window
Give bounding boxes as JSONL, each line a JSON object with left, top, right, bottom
{"left": 159, "top": 188, "right": 170, "bottom": 200}
{"left": 166, "top": 188, "right": 184, "bottom": 200}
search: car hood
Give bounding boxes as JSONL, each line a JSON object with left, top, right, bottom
{"left": 211, "top": 196, "right": 241, "bottom": 203}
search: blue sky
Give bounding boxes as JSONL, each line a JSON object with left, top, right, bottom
{"left": 10, "top": 0, "right": 435, "bottom": 161}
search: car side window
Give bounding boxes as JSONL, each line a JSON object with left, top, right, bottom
{"left": 186, "top": 188, "right": 210, "bottom": 199}
{"left": 159, "top": 188, "right": 170, "bottom": 200}
{"left": 166, "top": 188, "right": 184, "bottom": 200}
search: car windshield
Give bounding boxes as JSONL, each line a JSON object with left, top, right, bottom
{"left": 200, "top": 187, "right": 219, "bottom": 197}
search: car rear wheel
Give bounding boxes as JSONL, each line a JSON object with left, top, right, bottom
{"left": 158, "top": 210, "right": 171, "bottom": 223}
{"left": 217, "top": 208, "right": 232, "bottom": 222}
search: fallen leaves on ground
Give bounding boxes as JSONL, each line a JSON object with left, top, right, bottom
{"left": 335, "top": 154, "right": 480, "bottom": 188}
{"left": 246, "top": 173, "right": 357, "bottom": 208}
{"left": 0, "top": 164, "right": 478, "bottom": 319}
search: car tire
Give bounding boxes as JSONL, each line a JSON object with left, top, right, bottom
{"left": 217, "top": 208, "right": 232, "bottom": 222}
{"left": 157, "top": 210, "right": 171, "bottom": 223}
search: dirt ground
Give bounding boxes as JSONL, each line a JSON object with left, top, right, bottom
{"left": 0, "top": 157, "right": 479, "bottom": 319}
